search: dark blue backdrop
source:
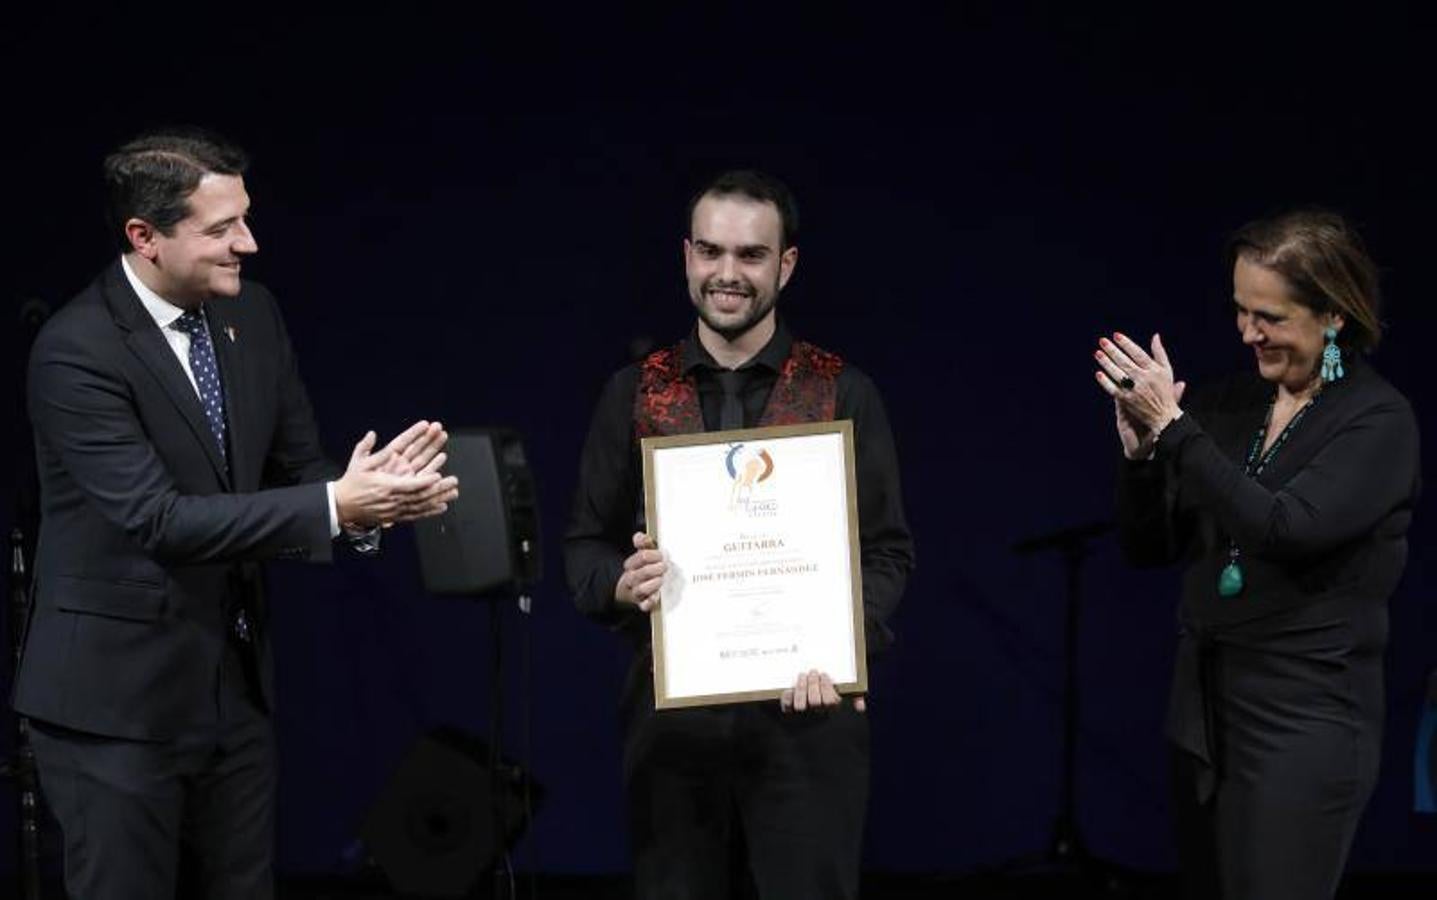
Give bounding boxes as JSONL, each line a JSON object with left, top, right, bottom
{"left": 4, "top": 5, "right": 1435, "bottom": 877}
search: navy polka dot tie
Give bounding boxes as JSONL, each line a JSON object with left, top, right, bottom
{"left": 174, "top": 310, "right": 228, "bottom": 466}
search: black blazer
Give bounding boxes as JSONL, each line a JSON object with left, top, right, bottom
{"left": 15, "top": 261, "right": 338, "bottom": 740}
{"left": 1119, "top": 359, "right": 1421, "bottom": 629}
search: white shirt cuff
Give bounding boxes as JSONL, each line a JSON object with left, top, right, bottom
{"left": 328, "top": 480, "right": 382, "bottom": 553}
{"left": 326, "top": 481, "right": 341, "bottom": 538}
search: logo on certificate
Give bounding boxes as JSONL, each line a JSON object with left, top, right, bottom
{"left": 725, "top": 443, "right": 777, "bottom": 515}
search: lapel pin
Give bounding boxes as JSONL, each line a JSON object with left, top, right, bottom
{"left": 225, "top": 325, "right": 237, "bottom": 343}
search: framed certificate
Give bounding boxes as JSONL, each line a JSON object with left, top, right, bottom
{"left": 641, "top": 420, "right": 867, "bottom": 709}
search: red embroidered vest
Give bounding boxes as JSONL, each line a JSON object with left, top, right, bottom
{"left": 634, "top": 340, "right": 844, "bottom": 437}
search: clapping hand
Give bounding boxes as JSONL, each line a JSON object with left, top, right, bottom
{"left": 1094, "top": 332, "right": 1186, "bottom": 459}
{"left": 377, "top": 420, "right": 449, "bottom": 478}
{"left": 335, "top": 421, "right": 459, "bottom": 527}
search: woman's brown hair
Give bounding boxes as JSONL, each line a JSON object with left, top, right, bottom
{"left": 1229, "top": 209, "right": 1382, "bottom": 352}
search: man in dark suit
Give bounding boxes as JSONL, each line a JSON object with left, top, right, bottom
{"left": 15, "top": 128, "right": 459, "bottom": 899}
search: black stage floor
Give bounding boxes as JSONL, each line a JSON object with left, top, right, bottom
{"left": 7, "top": 871, "right": 1437, "bottom": 898}
{"left": 267, "top": 871, "right": 1434, "bottom": 899}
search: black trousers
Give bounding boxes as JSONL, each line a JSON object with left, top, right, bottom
{"left": 1168, "top": 604, "right": 1385, "bottom": 900}
{"left": 29, "top": 642, "right": 275, "bottom": 900}
{"left": 623, "top": 683, "right": 869, "bottom": 900}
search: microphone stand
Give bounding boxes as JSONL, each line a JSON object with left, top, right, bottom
{"left": 4, "top": 296, "right": 51, "bottom": 899}
{"left": 4, "top": 531, "right": 41, "bottom": 900}
{"left": 1000, "top": 520, "right": 1127, "bottom": 889}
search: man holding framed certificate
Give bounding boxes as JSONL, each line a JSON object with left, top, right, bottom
{"left": 565, "top": 170, "right": 914, "bottom": 900}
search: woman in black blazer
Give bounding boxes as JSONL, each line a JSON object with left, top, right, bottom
{"left": 1094, "top": 209, "right": 1421, "bottom": 899}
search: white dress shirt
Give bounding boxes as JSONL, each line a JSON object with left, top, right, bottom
{"left": 120, "top": 255, "right": 345, "bottom": 538}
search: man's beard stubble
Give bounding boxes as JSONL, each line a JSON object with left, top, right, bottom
{"left": 692, "top": 277, "right": 780, "bottom": 342}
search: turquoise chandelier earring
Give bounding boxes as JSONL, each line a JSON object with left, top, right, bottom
{"left": 1320, "top": 326, "right": 1344, "bottom": 382}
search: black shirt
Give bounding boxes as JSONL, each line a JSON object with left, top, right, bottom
{"left": 563, "top": 322, "right": 915, "bottom": 653}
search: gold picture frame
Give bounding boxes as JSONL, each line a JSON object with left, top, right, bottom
{"left": 640, "top": 420, "right": 867, "bottom": 709}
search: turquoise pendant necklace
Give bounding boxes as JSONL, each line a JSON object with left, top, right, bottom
{"left": 1218, "top": 394, "right": 1320, "bottom": 597}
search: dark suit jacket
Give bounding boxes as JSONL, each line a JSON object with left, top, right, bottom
{"left": 15, "top": 260, "right": 339, "bottom": 740}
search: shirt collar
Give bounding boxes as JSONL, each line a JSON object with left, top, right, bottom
{"left": 681, "top": 320, "right": 793, "bottom": 374}
{"left": 121, "top": 254, "right": 193, "bottom": 331}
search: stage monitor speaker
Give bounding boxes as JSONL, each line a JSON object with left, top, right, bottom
{"left": 362, "top": 728, "right": 539, "bottom": 898}
{"left": 414, "top": 429, "right": 540, "bottom": 596}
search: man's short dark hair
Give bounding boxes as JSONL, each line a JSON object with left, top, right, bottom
{"left": 687, "top": 170, "right": 799, "bottom": 250}
{"left": 104, "top": 127, "right": 249, "bottom": 250}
